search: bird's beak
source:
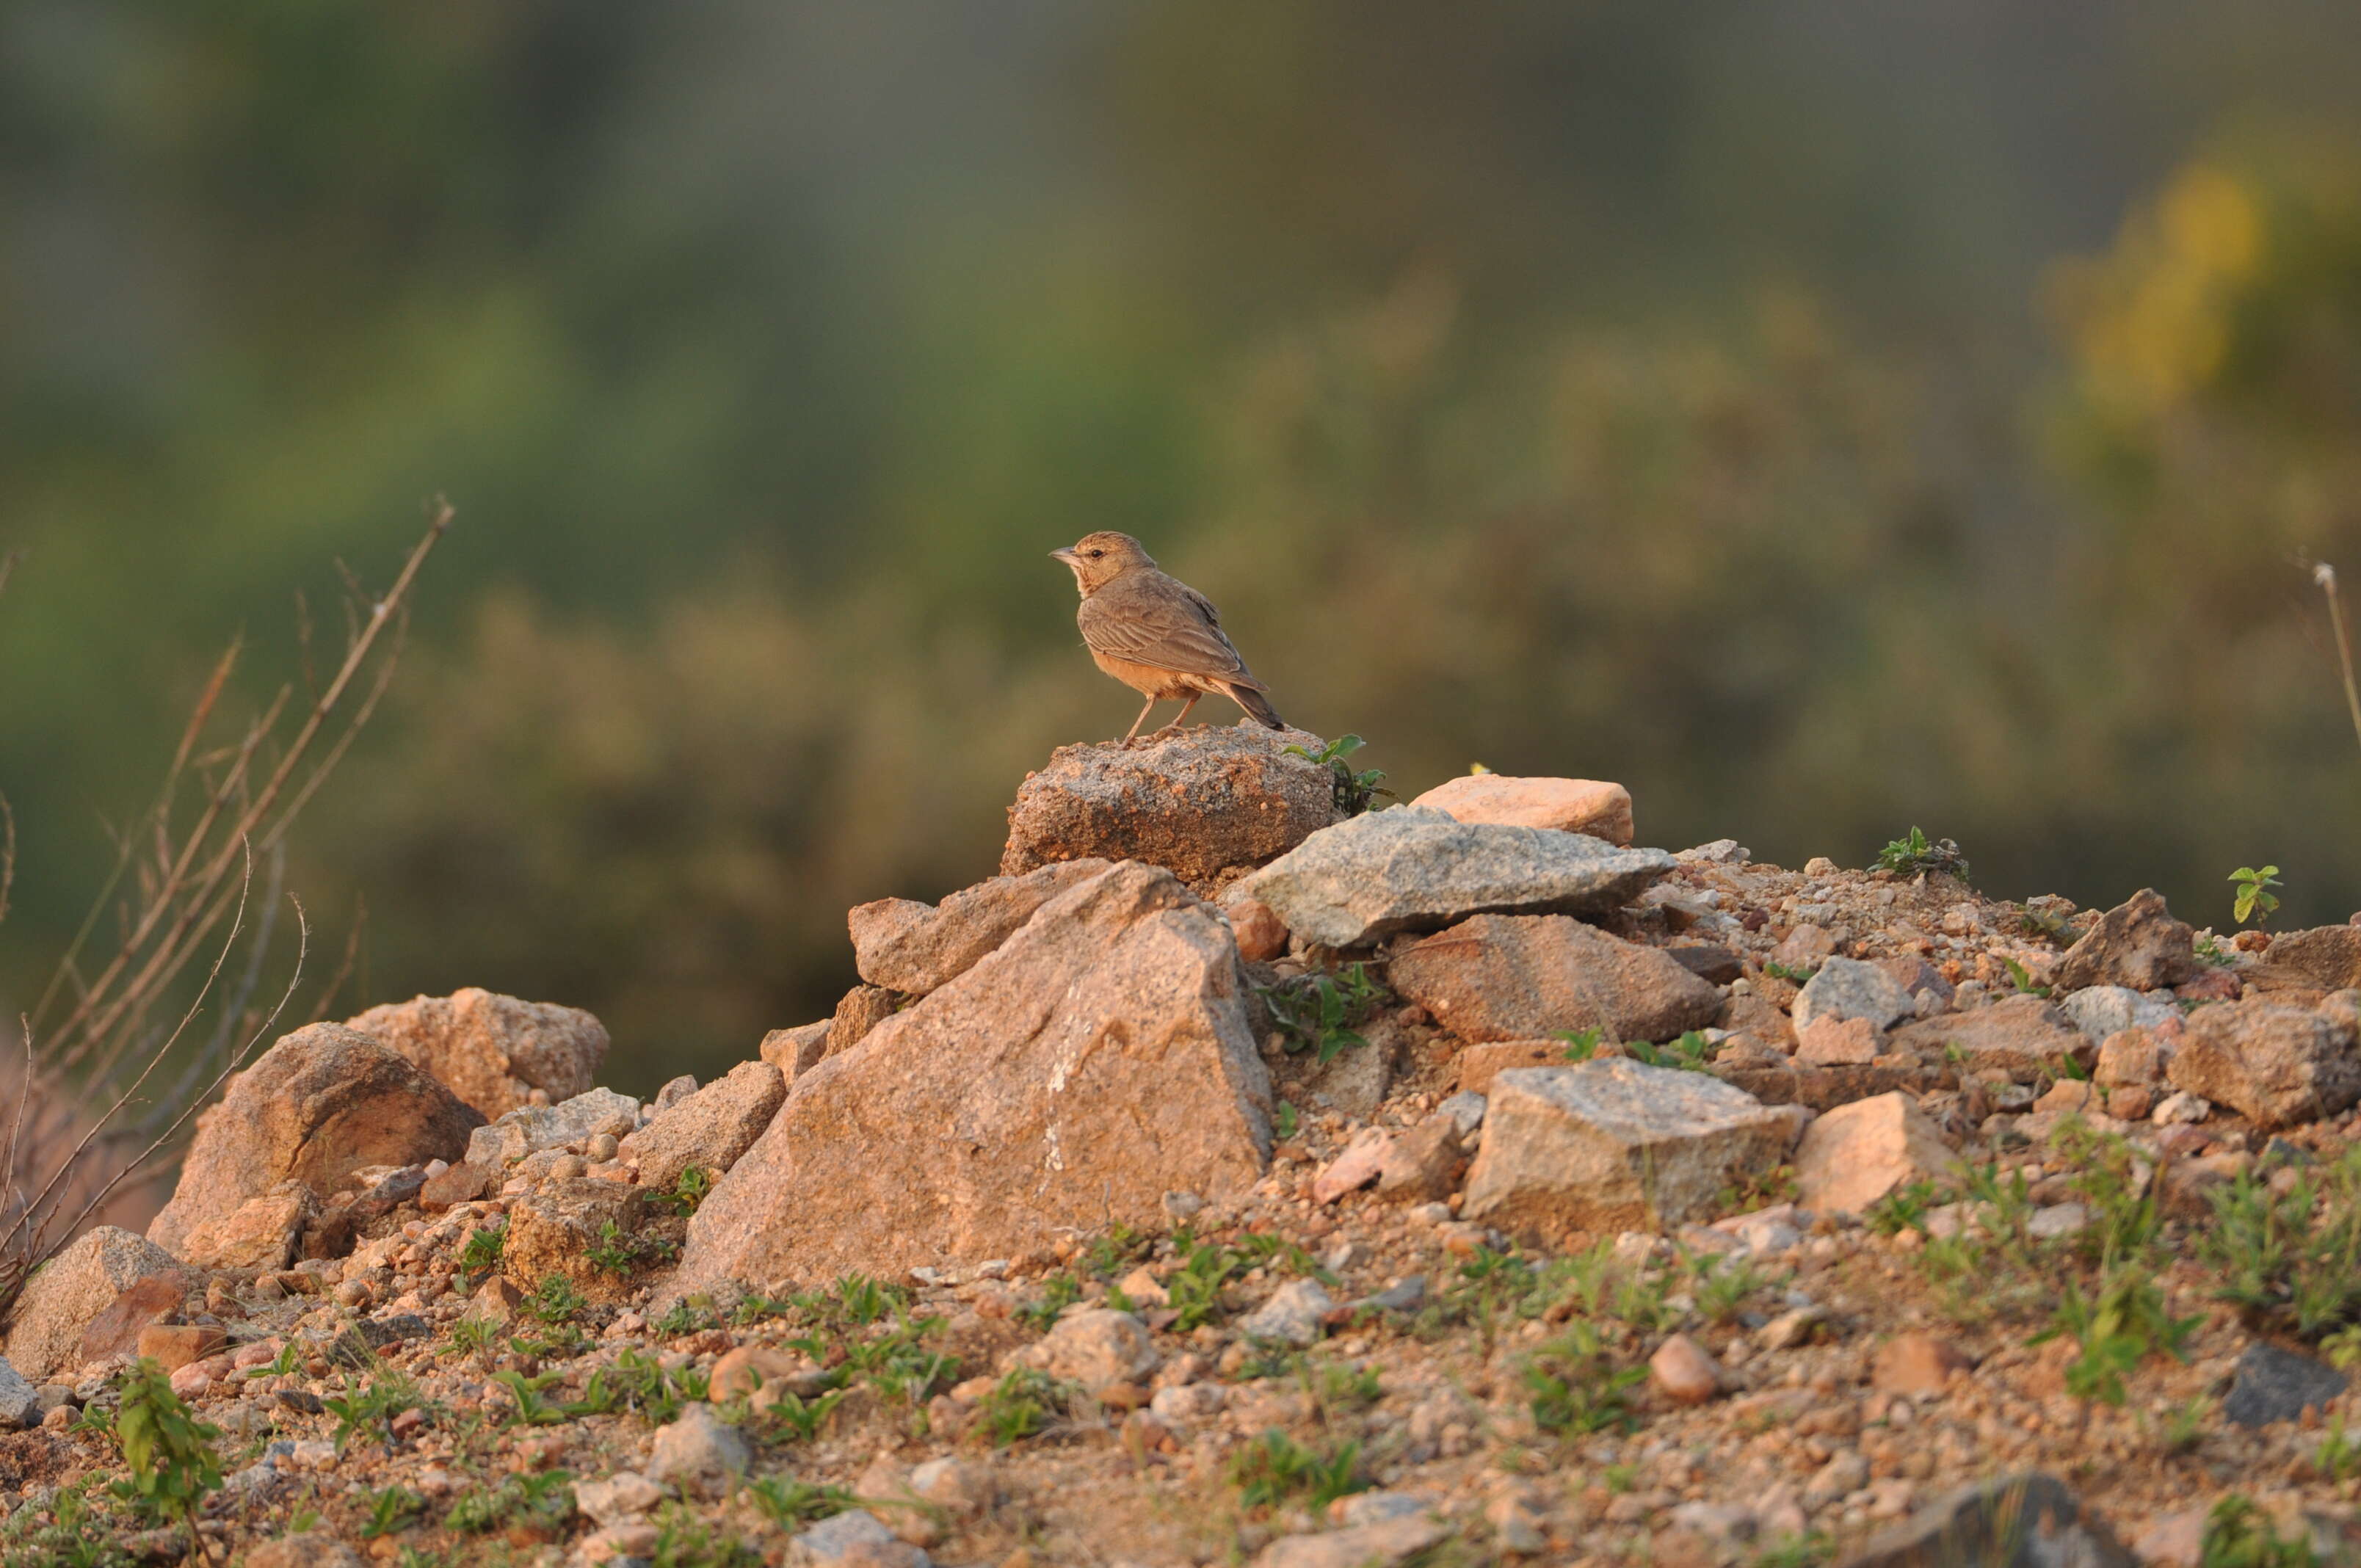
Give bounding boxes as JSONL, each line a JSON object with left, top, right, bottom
{"left": 1048, "top": 548, "right": 1080, "bottom": 566}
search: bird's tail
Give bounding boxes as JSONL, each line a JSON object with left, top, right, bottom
{"left": 1229, "top": 683, "right": 1285, "bottom": 730}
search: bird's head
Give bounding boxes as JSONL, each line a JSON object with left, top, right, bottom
{"left": 1049, "top": 531, "right": 1156, "bottom": 595}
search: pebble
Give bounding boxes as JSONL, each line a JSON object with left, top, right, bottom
{"left": 1650, "top": 1335, "right": 1721, "bottom": 1404}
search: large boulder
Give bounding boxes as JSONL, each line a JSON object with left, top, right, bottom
{"left": 2167, "top": 998, "right": 2361, "bottom": 1130}
{"left": 1890, "top": 995, "right": 2090, "bottom": 1084}
{"left": 147, "top": 1024, "right": 484, "bottom": 1259}
{"left": 1227, "top": 807, "right": 1674, "bottom": 950}
{"left": 672, "top": 862, "right": 1272, "bottom": 1290}
{"left": 2, "top": 1226, "right": 183, "bottom": 1382}
{"left": 1461, "top": 1061, "right": 1790, "bottom": 1238}
{"left": 849, "top": 860, "right": 1112, "bottom": 996}
{"left": 2053, "top": 890, "right": 2200, "bottom": 993}
{"left": 1000, "top": 725, "right": 1341, "bottom": 894}
{"left": 1390, "top": 914, "right": 1722, "bottom": 1045}
{"left": 618, "top": 1059, "right": 786, "bottom": 1188}
{"left": 346, "top": 987, "right": 608, "bottom": 1119}
{"left": 1406, "top": 775, "right": 1634, "bottom": 846}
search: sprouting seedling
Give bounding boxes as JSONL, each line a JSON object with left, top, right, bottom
{"left": 2230, "top": 866, "right": 2282, "bottom": 927}
{"left": 1282, "top": 734, "right": 1393, "bottom": 816}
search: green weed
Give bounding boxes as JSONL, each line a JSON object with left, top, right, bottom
{"left": 1283, "top": 733, "right": 1392, "bottom": 816}
{"left": 2200, "top": 1497, "right": 2315, "bottom": 1568}
{"left": 1523, "top": 1321, "right": 1645, "bottom": 1437}
{"left": 1556, "top": 1027, "right": 1603, "bottom": 1062}
{"left": 1257, "top": 962, "right": 1389, "bottom": 1065}
{"left": 1876, "top": 827, "right": 1970, "bottom": 881}
{"left": 1226, "top": 1429, "right": 1367, "bottom": 1513}
{"left": 360, "top": 1486, "right": 428, "bottom": 1539}
{"left": 2230, "top": 866, "right": 2283, "bottom": 927}
{"left": 457, "top": 1224, "right": 504, "bottom": 1276}
{"left": 977, "top": 1368, "right": 1066, "bottom": 1447}
{"left": 2202, "top": 1147, "right": 2361, "bottom": 1339}
{"left": 747, "top": 1477, "right": 863, "bottom": 1528}
{"left": 108, "top": 1360, "right": 220, "bottom": 1550}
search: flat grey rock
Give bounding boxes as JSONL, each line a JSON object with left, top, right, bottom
{"left": 1227, "top": 807, "right": 1675, "bottom": 949}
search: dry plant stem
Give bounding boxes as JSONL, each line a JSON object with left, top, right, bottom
{"left": 40, "top": 502, "right": 450, "bottom": 1067}
{"left": 0, "top": 843, "right": 257, "bottom": 1263}
{"left": 2320, "top": 563, "right": 2361, "bottom": 758}
{"left": 0, "top": 794, "right": 14, "bottom": 928}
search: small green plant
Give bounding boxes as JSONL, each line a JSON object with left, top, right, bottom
{"left": 2200, "top": 1496, "right": 2316, "bottom": 1568}
{"left": 360, "top": 1485, "right": 429, "bottom": 1539}
{"left": 1283, "top": 733, "right": 1392, "bottom": 816}
{"left": 2315, "top": 1415, "right": 2361, "bottom": 1481}
{"left": 323, "top": 1370, "right": 424, "bottom": 1450}
{"left": 2231, "top": 865, "right": 2283, "bottom": 927}
{"left": 445, "top": 1318, "right": 496, "bottom": 1362}
{"left": 1226, "top": 1429, "right": 1367, "bottom": 1514}
{"left": 1752, "top": 1534, "right": 1835, "bottom": 1568}
{"left": 1875, "top": 827, "right": 1970, "bottom": 880}
{"left": 446, "top": 1470, "right": 576, "bottom": 1535}
{"left": 647, "top": 1503, "right": 763, "bottom": 1568}
{"left": 587, "top": 1219, "right": 675, "bottom": 1274}
{"left": 2000, "top": 955, "right": 2052, "bottom": 998}
{"left": 1689, "top": 1251, "right": 1776, "bottom": 1326}
{"left": 1272, "top": 1100, "right": 1299, "bottom": 1140}
{"left": 755, "top": 1387, "right": 846, "bottom": 1443}
{"left": 457, "top": 1224, "right": 504, "bottom": 1276}
{"left": 491, "top": 1369, "right": 570, "bottom": 1427}
{"left": 976, "top": 1368, "right": 1066, "bottom": 1447}
{"left": 607, "top": 1347, "right": 710, "bottom": 1424}
{"left": 1625, "top": 1031, "right": 1713, "bottom": 1073}
{"left": 1257, "top": 963, "right": 1389, "bottom": 1065}
{"left": 747, "top": 1477, "right": 863, "bottom": 1528}
{"left": 654, "top": 1298, "right": 718, "bottom": 1338}
{"left": 528, "top": 1274, "right": 587, "bottom": 1324}
{"left": 109, "top": 1359, "right": 221, "bottom": 1551}
{"left": 2159, "top": 1393, "right": 2212, "bottom": 1456}
{"left": 2197, "top": 932, "right": 2236, "bottom": 967}
{"left": 1864, "top": 1179, "right": 1943, "bottom": 1237}
{"left": 1018, "top": 1272, "right": 1083, "bottom": 1331}
{"left": 1762, "top": 960, "right": 1817, "bottom": 984}
{"left": 1167, "top": 1241, "right": 1244, "bottom": 1330}
{"left": 1556, "top": 1026, "right": 1602, "bottom": 1062}
{"left": 2030, "top": 1268, "right": 2199, "bottom": 1406}
{"left": 1524, "top": 1321, "right": 1645, "bottom": 1436}
{"left": 2203, "top": 1145, "right": 2361, "bottom": 1339}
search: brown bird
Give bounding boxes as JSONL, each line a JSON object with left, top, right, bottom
{"left": 1051, "top": 531, "right": 1285, "bottom": 744}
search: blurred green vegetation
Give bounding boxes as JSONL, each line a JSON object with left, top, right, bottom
{"left": 7, "top": 4, "right": 2361, "bottom": 1091}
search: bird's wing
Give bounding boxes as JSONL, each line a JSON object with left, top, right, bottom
{"left": 1078, "top": 573, "right": 1257, "bottom": 681}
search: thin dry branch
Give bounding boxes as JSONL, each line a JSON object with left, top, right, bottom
{"left": 40, "top": 501, "right": 450, "bottom": 1078}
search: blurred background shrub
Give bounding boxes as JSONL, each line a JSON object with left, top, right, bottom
{"left": 7, "top": 3, "right": 2361, "bottom": 1091}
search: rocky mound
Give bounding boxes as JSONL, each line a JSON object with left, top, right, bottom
{"left": 4, "top": 726, "right": 2358, "bottom": 1567}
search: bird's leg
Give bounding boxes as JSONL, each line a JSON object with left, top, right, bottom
{"left": 1120, "top": 693, "right": 1161, "bottom": 746}
{"left": 1147, "top": 692, "right": 1201, "bottom": 739}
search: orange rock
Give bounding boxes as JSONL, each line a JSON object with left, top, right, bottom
{"left": 1410, "top": 775, "right": 1634, "bottom": 846}
{"left": 1455, "top": 1039, "right": 1572, "bottom": 1097}
{"left": 136, "top": 1323, "right": 228, "bottom": 1373}
{"left": 1650, "top": 1333, "right": 1722, "bottom": 1404}
{"left": 1228, "top": 898, "right": 1290, "bottom": 963}
{"left": 1871, "top": 1331, "right": 1972, "bottom": 1395}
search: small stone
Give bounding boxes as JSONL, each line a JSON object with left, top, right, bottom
{"left": 1462, "top": 1061, "right": 1790, "bottom": 1237}
{"left": 1794, "top": 1017, "right": 1880, "bottom": 1067}
{"left": 502, "top": 1179, "right": 654, "bottom": 1302}
{"left": 167, "top": 1362, "right": 213, "bottom": 1398}
{"left": 1253, "top": 1514, "right": 1449, "bottom": 1568}
{"left": 1229, "top": 898, "right": 1291, "bottom": 963}
{"left": 1238, "top": 1280, "right": 1334, "bottom": 1348}
{"left": 1843, "top": 1473, "right": 2131, "bottom": 1568}
{"left": 2059, "top": 987, "right": 2179, "bottom": 1043}
{"left": 1792, "top": 1092, "right": 1962, "bottom": 1216}
{"left": 242, "top": 1533, "right": 366, "bottom": 1568}
{"left": 2130, "top": 1510, "right": 2208, "bottom": 1568}
{"left": 2053, "top": 890, "right": 2200, "bottom": 993}
{"left": 617, "top": 1059, "right": 787, "bottom": 1188}
{"left": 761, "top": 1021, "right": 833, "bottom": 1079}
{"left": 2105, "top": 1084, "right": 2155, "bottom": 1122}
{"left": 1891, "top": 995, "right": 2089, "bottom": 1084}
{"left": 419, "top": 1161, "right": 493, "bottom": 1211}
{"left": 1650, "top": 1333, "right": 1721, "bottom": 1404}
{"left": 2223, "top": 1341, "right": 2348, "bottom": 1429}
{"left": 1393, "top": 913, "right": 1720, "bottom": 1045}
{"left": 908, "top": 1456, "right": 995, "bottom": 1514}
{"left": 465, "top": 1086, "right": 642, "bottom": 1168}
{"left": 2252, "top": 925, "right": 2361, "bottom": 993}
{"left": 0, "top": 1357, "right": 41, "bottom": 1429}
{"left": 2094, "top": 1028, "right": 2165, "bottom": 1088}
{"left": 1435, "top": 1092, "right": 1487, "bottom": 1139}
{"left": 1312, "top": 1129, "right": 1390, "bottom": 1205}
{"left": 653, "top": 1075, "right": 699, "bottom": 1113}
{"left": 1014, "top": 1310, "right": 1159, "bottom": 1393}
{"left": 72, "top": 1274, "right": 188, "bottom": 1370}
{"left": 1455, "top": 1039, "right": 1577, "bottom": 1097}
{"left": 646, "top": 1402, "right": 750, "bottom": 1498}
{"left": 136, "top": 1324, "right": 228, "bottom": 1373}
{"left": 2151, "top": 1090, "right": 2211, "bottom": 1125}
{"left": 1871, "top": 1333, "right": 1971, "bottom": 1396}
{"left": 586, "top": 1132, "right": 620, "bottom": 1161}
{"left": 576, "top": 1470, "right": 667, "bottom": 1527}
{"left": 1773, "top": 925, "right": 1838, "bottom": 970}
{"left": 1792, "top": 959, "right": 1915, "bottom": 1034}
{"left": 1373, "top": 1117, "right": 1468, "bottom": 1205}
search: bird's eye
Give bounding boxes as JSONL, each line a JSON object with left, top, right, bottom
{"left": 1086, "top": 548, "right": 1103, "bottom": 558}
